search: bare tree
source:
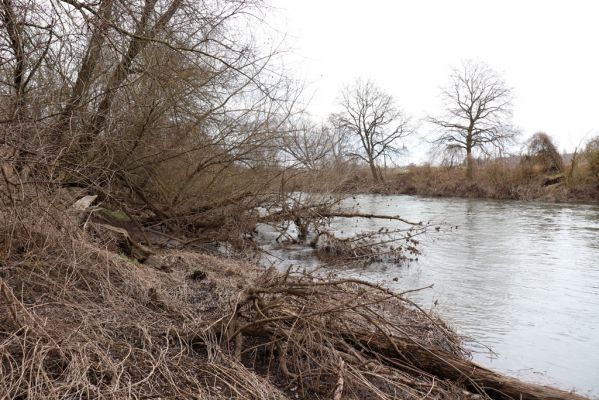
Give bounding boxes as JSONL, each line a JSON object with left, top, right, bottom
{"left": 0, "top": 0, "right": 54, "bottom": 121}
{"left": 427, "top": 62, "right": 517, "bottom": 178}
{"left": 280, "top": 117, "right": 342, "bottom": 170}
{"left": 332, "top": 79, "right": 411, "bottom": 183}
{"left": 0, "top": 0, "right": 298, "bottom": 215}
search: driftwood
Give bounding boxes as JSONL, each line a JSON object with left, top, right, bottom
{"left": 260, "top": 206, "right": 421, "bottom": 227}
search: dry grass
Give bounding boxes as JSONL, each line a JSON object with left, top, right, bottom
{"left": 323, "top": 159, "right": 599, "bottom": 203}
{"left": 0, "top": 194, "right": 480, "bottom": 399}
{"left": 1, "top": 197, "right": 284, "bottom": 399}
{"left": 314, "top": 135, "right": 599, "bottom": 203}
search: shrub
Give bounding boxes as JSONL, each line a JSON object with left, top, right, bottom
{"left": 585, "top": 136, "right": 599, "bottom": 180}
{"left": 524, "top": 132, "right": 564, "bottom": 174}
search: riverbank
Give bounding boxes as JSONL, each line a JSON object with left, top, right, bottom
{"left": 0, "top": 202, "right": 466, "bottom": 399}
{"left": 1, "top": 198, "right": 590, "bottom": 399}
{"left": 331, "top": 164, "right": 599, "bottom": 203}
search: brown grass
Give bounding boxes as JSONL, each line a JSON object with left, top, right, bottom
{"left": 1, "top": 196, "right": 282, "bottom": 399}
{"left": 322, "top": 159, "right": 599, "bottom": 203}
{"left": 311, "top": 135, "right": 599, "bottom": 203}
{"left": 0, "top": 194, "right": 480, "bottom": 399}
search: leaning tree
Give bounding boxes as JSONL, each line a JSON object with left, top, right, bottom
{"left": 332, "top": 79, "right": 412, "bottom": 183}
{"left": 428, "top": 62, "right": 517, "bottom": 178}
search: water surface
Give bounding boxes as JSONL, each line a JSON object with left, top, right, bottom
{"left": 260, "top": 194, "right": 599, "bottom": 398}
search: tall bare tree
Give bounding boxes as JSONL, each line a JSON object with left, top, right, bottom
{"left": 427, "top": 62, "right": 517, "bottom": 178}
{"left": 332, "top": 79, "right": 411, "bottom": 183}
{"left": 0, "top": 0, "right": 53, "bottom": 121}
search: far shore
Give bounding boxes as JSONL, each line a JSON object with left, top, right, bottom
{"left": 296, "top": 163, "right": 599, "bottom": 205}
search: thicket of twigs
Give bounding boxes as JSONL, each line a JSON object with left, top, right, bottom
{"left": 256, "top": 193, "right": 426, "bottom": 266}
{"left": 0, "top": 0, "right": 314, "bottom": 246}
{"left": 223, "top": 267, "right": 467, "bottom": 399}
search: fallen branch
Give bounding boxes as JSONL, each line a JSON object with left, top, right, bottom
{"left": 326, "top": 211, "right": 422, "bottom": 226}
{"left": 348, "top": 331, "right": 588, "bottom": 400}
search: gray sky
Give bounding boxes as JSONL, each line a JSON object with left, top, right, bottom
{"left": 268, "top": 0, "right": 599, "bottom": 163}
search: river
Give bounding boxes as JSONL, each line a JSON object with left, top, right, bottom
{"left": 259, "top": 194, "right": 599, "bottom": 398}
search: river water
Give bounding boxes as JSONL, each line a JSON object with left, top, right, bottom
{"left": 259, "top": 194, "right": 599, "bottom": 398}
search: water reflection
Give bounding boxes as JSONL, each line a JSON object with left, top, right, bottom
{"left": 260, "top": 194, "right": 599, "bottom": 398}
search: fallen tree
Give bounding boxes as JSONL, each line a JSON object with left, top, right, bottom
{"left": 210, "top": 269, "right": 589, "bottom": 400}
{"left": 347, "top": 332, "right": 588, "bottom": 400}
{"left": 257, "top": 194, "right": 427, "bottom": 264}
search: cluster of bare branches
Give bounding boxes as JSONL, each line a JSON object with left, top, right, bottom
{"left": 0, "top": 0, "right": 310, "bottom": 245}
{"left": 427, "top": 62, "right": 518, "bottom": 178}
{"left": 215, "top": 267, "right": 468, "bottom": 399}
{"left": 255, "top": 192, "right": 427, "bottom": 267}
{"left": 331, "top": 79, "right": 413, "bottom": 183}
{"left": 279, "top": 115, "right": 347, "bottom": 171}
{"left": 311, "top": 226, "right": 422, "bottom": 265}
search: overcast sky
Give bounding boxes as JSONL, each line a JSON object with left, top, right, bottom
{"left": 267, "top": 0, "right": 599, "bottom": 163}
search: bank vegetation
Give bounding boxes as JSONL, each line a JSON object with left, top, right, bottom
{"left": 313, "top": 131, "right": 599, "bottom": 203}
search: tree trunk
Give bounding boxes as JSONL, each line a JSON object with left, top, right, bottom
{"left": 369, "top": 159, "right": 380, "bottom": 183}
{"left": 235, "top": 326, "right": 589, "bottom": 400}
{"left": 464, "top": 125, "right": 475, "bottom": 179}
{"left": 348, "top": 331, "right": 588, "bottom": 400}
{"left": 91, "top": 0, "right": 182, "bottom": 136}
{"left": 1, "top": 0, "right": 26, "bottom": 120}
{"left": 59, "top": 0, "right": 115, "bottom": 143}
{"left": 465, "top": 148, "right": 474, "bottom": 179}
